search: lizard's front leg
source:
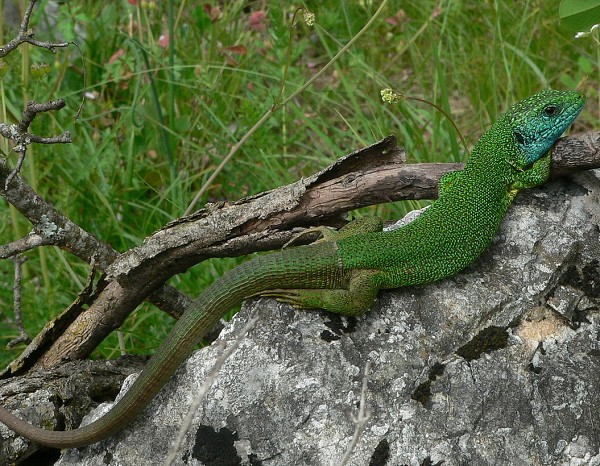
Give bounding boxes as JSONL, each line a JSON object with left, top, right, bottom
{"left": 511, "top": 152, "right": 551, "bottom": 190}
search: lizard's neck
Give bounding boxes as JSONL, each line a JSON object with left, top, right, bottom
{"left": 462, "top": 119, "right": 518, "bottom": 179}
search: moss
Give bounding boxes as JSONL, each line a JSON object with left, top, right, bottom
{"left": 455, "top": 326, "right": 508, "bottom": 361}
{"left": 411, "top": 362, "right": 446, "bottom": 407}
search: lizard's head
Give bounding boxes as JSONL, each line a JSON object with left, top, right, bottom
{"left": 504, "top": 89, "right": 585, "bottom": 166}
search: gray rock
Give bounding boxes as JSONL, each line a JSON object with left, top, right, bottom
{"left": 20, "top": 173, "right": 600, "bottom": 464}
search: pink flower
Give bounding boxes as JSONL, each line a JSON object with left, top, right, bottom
{"left": 108, "top": 49, "right": 125, "bottom": 64}
{"left": 158, "top": 34, "right": 169, "bottom": 48}
{"left": 248, "top": 10, "right": 267, "bottom": 32}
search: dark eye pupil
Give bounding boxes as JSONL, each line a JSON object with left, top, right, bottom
{"left": 514, "top": 131, "right": 525, "bottom": 144}
{"left": 544, "top": 105, "right": 559, "bottom": 116}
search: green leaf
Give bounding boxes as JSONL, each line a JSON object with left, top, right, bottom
{"left": 192, "top": 6, "right": 212, "bottom": 33}
{"left": 578, "top": 56, "right": 593, "bottom": 74}
{"left": 560, "top": 75, "right": 576, "bottom": 88}
{"left": 173, "top": 116, "right": 191, "bottom": 132}
{"left": 559, "top": 0, "right": 600, "bottom": 33}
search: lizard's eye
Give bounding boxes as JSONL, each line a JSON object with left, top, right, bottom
{"left": 543, "top": 105, "right": 560, "bottom": 117}
{"left": 514, "top": 131, "right": 525, "bottom": 145}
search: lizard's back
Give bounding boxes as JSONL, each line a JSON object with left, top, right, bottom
{"left": 337, "top": 121, "right": 530, "bottom": 288}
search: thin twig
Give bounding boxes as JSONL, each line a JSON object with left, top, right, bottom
{"left": 0, "top": 233, "right": 47, "bottom": 258}
{"left": 0, "top": 0, "right": 85, "bottom": 118}
{"left": 69, "top": 41, "right": 87, "bottom": 120}
{"left": 7, "top": 254, "right": 32, "bottom": 349}
{"left": 1, "top": 99, "right": 72, "bottom": 189}
{"left": 338, "top": 360, "right": 372, "bottom": 466}
{"left": 17, "top": 99, "right": 66, "bottom": 132}
{"left": 165, "top": 316, "right": 259, "bottom": 466}
{"left": 21, "top": 132, "right": 72, "bottom": 144}
{"left": 0, "top": 0, "right": 70, "bottom": 58}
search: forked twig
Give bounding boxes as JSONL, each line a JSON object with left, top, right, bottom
{"left": 0, "top": 0, "right": 69, "bottom": 58}
{"left": 0, "top": 99, "right": 72, "bottom": 189}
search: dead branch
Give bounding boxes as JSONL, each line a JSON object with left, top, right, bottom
{"left": 7, "top": 255, "right": 31, "bottom": 349}
{"left": 108, "top": 132, "right": 600, "bottom": 284}
{"left": 0, "top": 0, "right": 192, "bottom": 375}
{"left": 0, "top": 355, "right": 145, "bottom": 431}
{"left": 0, "top": 151, "right": 188, "bottom": 314}
{"left": 1, "top": 99, "right": 73, "bottom": 188}
{"left": 0, "top": 233, "right": 47, "bottom": 258}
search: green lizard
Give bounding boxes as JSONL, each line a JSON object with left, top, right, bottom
{"left": 0, "top": 90, "right": 585, "bottom": 448}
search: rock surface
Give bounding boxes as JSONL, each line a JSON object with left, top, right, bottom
{"left": 7, "top": 173, "right": 600, "bottom": 465}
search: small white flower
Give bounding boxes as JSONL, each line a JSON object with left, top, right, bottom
{"left": 303, "top": 10, "right": 315, "bottom": 27}
{"left": 380, "top": 88, "right": 404, "bottom": 104}
{"left": 575, "top": 23, "right": 599, "bottom": 39}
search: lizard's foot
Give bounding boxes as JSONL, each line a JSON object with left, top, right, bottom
{"left": 283, "top": 226, "right": 337, "bottom": 249}
{"left": 510, "top": 152, "right": 551, "bottom": 190}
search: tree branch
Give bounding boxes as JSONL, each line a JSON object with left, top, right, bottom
{"left": 0, "top": 233, "right": 47, "bottom": 258}
{"left": 0, "top": 0, "right": 192, "bottom": 375}
{"left": 0, "top": 143, "right": 193, "bottom": 315}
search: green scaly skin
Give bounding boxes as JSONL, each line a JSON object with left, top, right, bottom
{"left": 0, "top": 90, "right": 585, "bottom": 448}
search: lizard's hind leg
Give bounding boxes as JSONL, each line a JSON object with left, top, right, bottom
{"left": 261, "top": 269, "right": 381, "bottom": 316}
{"left": 284, "top": 217, "right": 384, "bottom": 248}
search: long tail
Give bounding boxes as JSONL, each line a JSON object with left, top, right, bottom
{"left": 0, "top": 242, "right": 342, "bottom": 448}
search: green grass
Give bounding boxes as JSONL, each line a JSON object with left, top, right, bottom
{"left": 0, "top": 0, "right": 597, "bottom": 367}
